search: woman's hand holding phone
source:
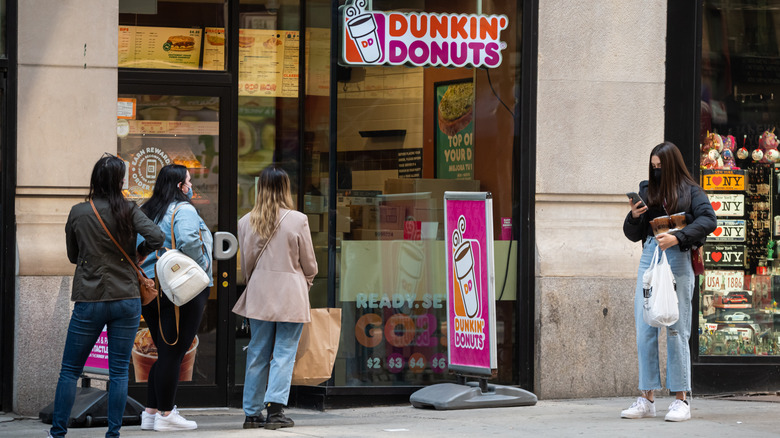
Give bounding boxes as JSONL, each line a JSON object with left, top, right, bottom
{"left": 627, "top": 192, "right": 647, "bottom": 219}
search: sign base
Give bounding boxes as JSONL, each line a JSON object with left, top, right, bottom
{"left": 410, "top": 382, "right": 537, "bottom": 410}
{"left": 39, "top": 387, "right": 143, "bottom": 427}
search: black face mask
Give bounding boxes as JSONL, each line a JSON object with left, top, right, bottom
{"left": 652, "top": 168, "right": 662, "bottom": 182}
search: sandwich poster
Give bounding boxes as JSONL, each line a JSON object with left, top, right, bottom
{"left": 435, "top": 79, "right": 474, "bottom": 180}
{"left": 118, "top": 26, "right": 201, "bottom": 69}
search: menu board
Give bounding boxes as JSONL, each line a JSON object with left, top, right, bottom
{"left": 119, "top": 26, "right": 202, "bottom": 69}
{"left": 238, "top": 29, "right": 300, "bottom": 98}
{"left": 202, "top": 27, "right": 226, "bottom": 70}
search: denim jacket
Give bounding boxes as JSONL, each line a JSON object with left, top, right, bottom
{"left": 138, "top": 202, "right": 214, "bottom": 286}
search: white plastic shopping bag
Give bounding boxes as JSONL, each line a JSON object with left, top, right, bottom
{"left": 642, "top": 246, "right": 679, "bottom": 327}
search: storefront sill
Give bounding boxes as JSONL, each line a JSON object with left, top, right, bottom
{"left": 289, "top": 385, "right": 424, "bottom": 411}
{"left": 692, "top": 363, "right": 780, "bottom": 395}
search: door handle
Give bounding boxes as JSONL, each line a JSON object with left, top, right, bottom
{"left": 213, "top": 231, "right": 238, "bottom": 260}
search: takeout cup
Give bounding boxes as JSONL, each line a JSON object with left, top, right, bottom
{"left": 670, "top": 213, "right": 687, "bottom": 230}
{"left": 132, "top": 335, "right": 199, "bottom": 382}
{"left": 650, "top": 216, "right": 672, "bottom": 235}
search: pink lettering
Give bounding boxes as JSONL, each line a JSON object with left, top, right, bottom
{"left": 388, "top": 40, "right": 407, "bottom": 63}
{"left": 408, "top": 40, "right": 429, "bottom": 64}
{"left": 483, "top": 42, "right": 500, "bottom": 66}
{"left": 450, "top": 42, "right": 468, "bottom": 66}
{"left": 430, "top": 41, "right": 449, "bottom": 65}
{"left": 467, "top": 42, "right": 485, "bottom": 65}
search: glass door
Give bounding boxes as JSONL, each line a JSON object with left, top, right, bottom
{"left": 119, "top": 85, "right": 231, "bottom": 406}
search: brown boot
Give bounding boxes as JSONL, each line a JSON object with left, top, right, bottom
{"left": 264, "top": 402, "right": 294, "bottom": 430}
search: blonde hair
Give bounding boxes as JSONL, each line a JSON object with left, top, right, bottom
{"left": 249, "top": 166, "right": 294, "bottom": 239}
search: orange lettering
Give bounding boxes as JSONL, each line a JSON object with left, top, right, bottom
{"left": 389, "top": 13, "right": 407, "bottom": 37}
{"left": 479, "top": 16, "right": 499, "bottom": 40}
{"left": 430, "top": 15, "right": 448, "bottom": 38}
{"left": 450, "top": 16, "right": 468, "bottom": 39}
{"left": 410, "top": 14, "right": 427, "bottom": 38}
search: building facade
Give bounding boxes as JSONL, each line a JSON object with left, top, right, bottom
{"left": 1, "top": 0, "right": 778, "bottom": 416}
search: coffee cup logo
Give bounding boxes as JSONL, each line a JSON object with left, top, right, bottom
{"left": 345, "top": 0, "right": 382, "bottom": 63}
{"left": 452, "top": 215, "right": 480, "bottom": 318}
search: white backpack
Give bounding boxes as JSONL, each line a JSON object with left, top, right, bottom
{"left": 156, "top": 204, "right": 210, "bottom": 307}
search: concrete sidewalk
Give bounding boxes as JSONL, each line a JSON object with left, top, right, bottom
{"left": 1, "top": 396, "right": 778, "bottom": 437}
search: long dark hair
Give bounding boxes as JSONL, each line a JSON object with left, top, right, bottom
{"left": 87, "top": 154, "right": 134, "bottom": 244}
{"left": 646, "top": 141, "right": 698, "bottom": 213}
{"left": 141, "top": 164, "right": 190, "bottom": 223}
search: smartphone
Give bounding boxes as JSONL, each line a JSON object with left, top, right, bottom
{"left": 626, "top": 192, "right": 645, "bottom": 208}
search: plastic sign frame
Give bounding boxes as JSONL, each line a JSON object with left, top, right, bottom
{"left": 340, "top": 0, "right": 508, "bottom": 68}
{"left": 444, "top": 191, "right": 497, "bottom": 377}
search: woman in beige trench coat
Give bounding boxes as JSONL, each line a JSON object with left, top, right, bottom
{"left": 232, "top": 166, "right": 318, "bottom": 430}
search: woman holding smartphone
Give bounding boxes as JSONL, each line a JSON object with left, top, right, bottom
{"left": 622, "top": 142, "right": 716, "bottom": 422}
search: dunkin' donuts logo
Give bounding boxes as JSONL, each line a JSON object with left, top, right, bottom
{"left": 340, "top": 0, "right": 508, "bottom": 68}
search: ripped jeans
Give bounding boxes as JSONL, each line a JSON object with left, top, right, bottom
{"left": 633, "top": 236, "right": 693, "bottom": 393}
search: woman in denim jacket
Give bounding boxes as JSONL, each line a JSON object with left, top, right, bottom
{"left": 621, "top": 142, "right": 716, "bottom": 422}
{"left": 136, "top": 164, "right": 213, "bottom": 432}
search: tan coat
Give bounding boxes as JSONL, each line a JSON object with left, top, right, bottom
{"left": 232, "top": 209, "right": 318, "bottom": 322}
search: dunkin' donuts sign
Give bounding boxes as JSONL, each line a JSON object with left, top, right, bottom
{"left": 340, "top": 0, "right": 508, "bottom": 68}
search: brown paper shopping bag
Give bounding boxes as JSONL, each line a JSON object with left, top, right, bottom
{"left": 292, "top": 308, "right": 342, "bottom": 386}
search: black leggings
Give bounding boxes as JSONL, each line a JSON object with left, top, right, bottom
{"left": 141, "top": 287, "right": 209, "bottom": 411}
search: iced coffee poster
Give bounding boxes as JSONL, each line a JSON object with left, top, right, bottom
{"left": 444, "top": 194, "right": 497, "bottom": 375}
{"left": 118, "top": 26, "right": 202, "bottom": 69}
{"left": 238, "top": 29, "right": 300, "bottom": 98}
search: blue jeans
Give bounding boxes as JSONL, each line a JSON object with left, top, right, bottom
{"left": 633, "top": 237, "right": 693, "bottom": 393}
{"left": 243, "top": 319, "right": 303, "bottom": 416}
{"left": 50, "top": 299, "right": 141, "bottom": 438}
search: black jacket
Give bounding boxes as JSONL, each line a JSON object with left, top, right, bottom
{"left": 623, "top": 180, "right": 717, "bottom": 250}
{"left": 65, "top": 197, "right": 164, "bottom": 302}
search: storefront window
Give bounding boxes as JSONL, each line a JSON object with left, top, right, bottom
{"left": 699, "top": 0, "right": 780, "bottom": 357}
{"left": 119, "top": 1, "right": 228, "bottom": 70}
{"left": 332, "top": 0, "right": 520, "bottom": 385}
{"left": 117, "top": 93, "right": 220, "bottom": 384}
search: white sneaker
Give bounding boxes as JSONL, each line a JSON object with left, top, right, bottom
{"left": 665, "top": 399, "right": 691, "bottom": 422}
{"left": 153, "top": 406, "right": 198, "bottom": 431}
{"left": 620, "top": 396, "right": 656, "bottom": 419}
{"left": 140, "top": 411, "right": 155, "bottom": 430}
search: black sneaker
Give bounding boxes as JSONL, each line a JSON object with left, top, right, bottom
{"left": 265, "top": 403, "right": 294, "bottom": 430}
{"left": 243, "top": 415, "right": 265, "bottom": 429}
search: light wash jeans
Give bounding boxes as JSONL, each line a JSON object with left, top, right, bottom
{"left": 633, "top": 236, "right": 693, "bottom": 393}
{"left": 50, "top": 299, "right": 141, "bottom": 438}
{"left": 243, "top": 319, "right": 303, "bottom": 416}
